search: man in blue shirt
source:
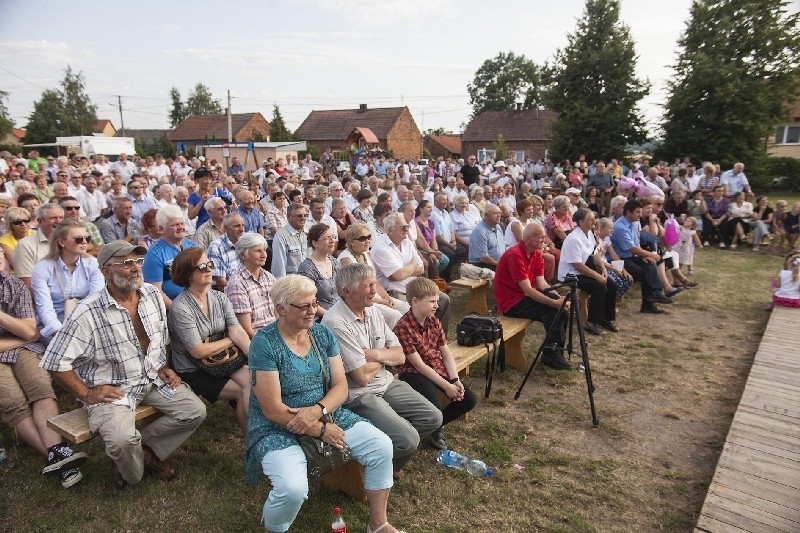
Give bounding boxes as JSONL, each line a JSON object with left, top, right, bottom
{"left": 236, "top": 189, "right": 266, "bottom": 235}
{"left": 610, "top": 200, "right": 672, "bottom": 314}
{"left": 143, "top": 205, "right": 198, "bottom": 308}
{"left": 227, "top": 156, "right": 244, "bottom": 175}
{"left": 467, "top": 203, "right": 506, "bottom": 270}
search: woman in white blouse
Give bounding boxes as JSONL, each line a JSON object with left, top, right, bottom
{"left": 450, "top": 194, "right": 481, "bottom": 248}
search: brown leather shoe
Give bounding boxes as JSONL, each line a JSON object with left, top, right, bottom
{"left": 142, "top": 444, "right": 176, "bottom": 481}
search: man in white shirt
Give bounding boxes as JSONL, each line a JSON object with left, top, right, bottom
{"left": 77, "top": 175, "right": 108, "bottom": 222}
{"left": 156, "top": 184, "right": 176, "bottom": 210}
{"left": 370, "top": 212, "right": 450, "bottom": 330}
{"left": 110, "top": 153, "right": 138, "bottom": 184}
{"left": 719, "top": 163, "right": 752, "bottom": 197}
{"left": 305, "top": 197, "right": 337, "bottom": 234}
{"left": 92, "top": 154, "right": 111, "bottom": 175}
{"left": 67, "top": 173, "right": 85, "bottom": 197}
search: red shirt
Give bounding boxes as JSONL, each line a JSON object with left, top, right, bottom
{"left": 494, "top": 241, "right": 544, "bottom": 314}
{"left": 393, "top": 311, "right": 449, "bottom": 379}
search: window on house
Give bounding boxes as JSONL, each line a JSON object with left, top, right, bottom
{"left": 775, "top": 125, "right": 800, "bottom": 144}
{"left": 514, "top": 150, "right": 525, "bottom": 162}
{"left": 477, "top": 149, "right": 496, "bottom": 163}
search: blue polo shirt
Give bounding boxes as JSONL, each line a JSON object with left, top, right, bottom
{"left": 611, "top": 216, "right": 639, "bottom": 259}
{"left": 237, "top": 205, "right": 266, "bottom": 234}
{"left": 143, "top": 238, "right": 199, "bottom": 300}
{"left": 468, "top": 220, "right": 506, "bottom": 263}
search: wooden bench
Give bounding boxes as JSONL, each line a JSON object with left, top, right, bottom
{"left": 47, "top": 404, "right": 162, "bottom": 444}
{"left": 324, "top": 315, "right": 534, "bottom": 503}
{"left": 451, "top": 278, "right": 490, "bottom": 315}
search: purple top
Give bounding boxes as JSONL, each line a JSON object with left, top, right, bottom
{"left": 706, "top": 197, "right": 730, "bottom": 219}
{"left": 415, "top": 216, "right": 436, "bottom": 246}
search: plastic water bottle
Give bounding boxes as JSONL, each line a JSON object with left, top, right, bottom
{"left": 436, "top": 449, "right": 494, "bottom": 477}
{"left": 331, "top": 507, "right": 347, "bottom": 533}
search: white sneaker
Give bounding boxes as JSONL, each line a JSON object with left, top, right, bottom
{"left": 719, "top": 242, "right": 726, "bottom": 248}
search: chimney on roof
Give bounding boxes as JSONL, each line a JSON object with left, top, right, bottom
{"left": 359, "top": 104, "right": 367, "bottom": 112}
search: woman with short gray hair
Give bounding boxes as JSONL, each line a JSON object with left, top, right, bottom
{"left": 225, "top": 232, "right": 277, "bottom": 338}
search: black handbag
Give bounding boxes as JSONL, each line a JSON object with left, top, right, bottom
{"left": 297, "top": 331, "right": 352, "bottom": 477}
{"left": 196, "top": 331, "right": 246, "bottom": 378}
{"left": 456, "top": 314, "right": 505, "bottom": 398}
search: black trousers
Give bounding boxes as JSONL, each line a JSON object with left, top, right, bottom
{"left": 622, "top": 256, "right": 662, "bottom": 305}
{"left": 438, "top": 242, "right": 467, "bottom": 281}
{"left": 576, "top": 274, "right": 617, "bottom": 323}
{"left": 702, "top": 220, "right": 729, "bottom": 245}
{"left": 399, "top": 372, "right": 477, "bottom": 427}
{"left": 504, "top": 295, "right": 565, "bottom": 355}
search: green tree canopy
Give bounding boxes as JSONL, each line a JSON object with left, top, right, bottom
{"left": 25, "top": 89, "right": 72, "bottom": 144}
{"left": 169, "top": 86, "right": 187, "bottom": 127}
{"left": 468, "top": 51, "right": 542, "bottom": 118}
{"left": 0, "top": 90, "right": 13, "bottom": 139}
{"left": 269, "top": 104, "right": 293, "bottom": 142}
{"left": 659, "top": 0, "right": 800, "bottom": 169}
{"left": 544, "top": 0, "right": 650, "bottom": 162}
{"left": 25, "top": 65, "right": 98, "bottom": 144}
{"left": 185, "top": 83, "right": 222, "bottom": 116}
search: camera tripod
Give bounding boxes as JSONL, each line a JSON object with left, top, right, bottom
{"left": 514, "top": 275, "right": 599, "bottom": 427}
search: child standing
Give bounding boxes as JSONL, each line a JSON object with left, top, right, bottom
{"left": 673, "top": 216, "right": 702, "bottom": 276}
{"left": 784, "top": 202, "right": 800, "bottom": 251}
{"left": 767, "top": 253, "right": 800, "bottom": 310}
{"left": 393, "top": 277, "right": 477, "bottom": 451}
{"left": 769, "top": 200, "right": 788, "bottom": 254}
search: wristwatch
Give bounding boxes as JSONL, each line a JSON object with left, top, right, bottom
{"left": 316, "top": 402, "right": 328, "bottom": 417}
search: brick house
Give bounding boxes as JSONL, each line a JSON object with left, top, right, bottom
{"left": 294, "top": 105, "right": 422, "bottom": 160}
{"left": 769, "top": 96, "right": 800, "bottom": 160}
{"left": 461, "top": 109, "right": 557, "bottom": 162}
{"left": 169, "top": 113, "right": 270, "bottom": 153}
{"left": 93, "top": 119, "right": 117, "bottom": 137}
{"left": 424, "top": 134, "right": 462, "bottom": 159}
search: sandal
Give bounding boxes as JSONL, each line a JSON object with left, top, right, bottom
{"left": 110, "top": 462, "right": 128, "bottom": 490}
{"left": 367, "top": 523, "right": 406, "bottom": 533}
{"left": 142, "top": 444, "right": 176, "bottom": 481}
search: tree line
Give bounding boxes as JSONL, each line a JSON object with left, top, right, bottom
{"left": 467, "top": 0, "right": 800, "bottom": 173}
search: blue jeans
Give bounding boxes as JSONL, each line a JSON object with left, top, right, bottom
{"left": 260, "top": 421, "right": 392, "bottom": 532}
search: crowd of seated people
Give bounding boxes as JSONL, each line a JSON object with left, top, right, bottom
{"left": 0, "top": 148, "right": 792, "bottom": 530}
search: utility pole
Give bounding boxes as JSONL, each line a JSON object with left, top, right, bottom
{"left": 117, "top": 95, "right": 126, "bottom": 137}
{"left": 227, "top": 90, "right": 233, "bottom": 142}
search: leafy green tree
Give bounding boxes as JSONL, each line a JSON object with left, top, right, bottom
{"left": 269, "top": 104, "right": 293, "bottom": 141}
{"left": 60, "top": 65, "right": 97, "bottom": 135}
{"left": 493, "top": 134, "right": 509, "bottom": 162}
{"left": 185, "top": 83, "right": 222, "bottom": 116}
{"left": 0, "top": 90, "right": 13, "bottom": 139}
{"left": 468, "top": 51, "right": 541, "bottom": 118}
{"left": 659, "top": 0, "right": 800, "bottom": 168}
{"left": 424, "top": 127, "right": 453, "bottom": 135}
{"left": 544, "top": 0, "right": 649, "bottom": 162}
{"left": 169, "top": 86, "right": 187, "bottom": 127}
{"left": 24, "top": 89, "right": 72, "bottom": 144}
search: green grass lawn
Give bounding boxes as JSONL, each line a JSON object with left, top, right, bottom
{"left": 0, "top": 247, "right": 786, "bottom": 532}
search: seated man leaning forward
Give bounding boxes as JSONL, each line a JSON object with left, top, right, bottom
{"left": 371, "top": 212, "right": 451, "bottom": 332}
{"left": 321, "top": 263, "right": 443, "bottom": 476}
{"left": 494, "top": 224, "right": 572, "bottom": 370}
{"left": 40, "top": 240, "right": 207, "bottom": 489}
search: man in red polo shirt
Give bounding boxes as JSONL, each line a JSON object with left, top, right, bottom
{"left": 494, "top": 223, "right": 572, "bottom": 370}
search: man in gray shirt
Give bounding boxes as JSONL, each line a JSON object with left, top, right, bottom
{"left": 586, "top": 161, "right": 615, "bottom": 216}
{"left": 322, "top": 263, "right": 441, "bottom": 475}
{"left": 271, "top": 202, "right": 309, "bottom": 277}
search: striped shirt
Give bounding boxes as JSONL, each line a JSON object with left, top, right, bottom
{"left": 207, "top": 234, "right": 240, "bottom": 281}
{"left": 39, "top": 283, "right": 174, "bottom": 410}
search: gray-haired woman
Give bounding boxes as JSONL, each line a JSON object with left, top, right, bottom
{"left": 225, "top": 232, "right": 277, "bottom": 339}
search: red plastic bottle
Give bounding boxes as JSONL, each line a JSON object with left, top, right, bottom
{"left": 331, "top": 507, "right": 348, "bottom": 533}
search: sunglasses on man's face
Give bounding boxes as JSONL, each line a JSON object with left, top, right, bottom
{"left": 63, "top": 205, "right": 81, "bottom": 211}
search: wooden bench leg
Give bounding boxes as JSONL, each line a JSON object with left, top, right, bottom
{"left": 464, "top": 283, "right": 489, "bottom": 315}
{"left": 323, "top": 461, "right": 367, "bottom": 503}
{"left": 505, "top": 330, "right": 529, "bottom": 372}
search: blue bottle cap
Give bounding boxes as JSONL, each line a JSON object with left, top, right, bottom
{"left": 486, "top": 468, "right": 494, "bottom": 476}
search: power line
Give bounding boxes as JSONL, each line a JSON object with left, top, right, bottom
{"left": 0, "top": 65, "right": 47, "bottom": 90}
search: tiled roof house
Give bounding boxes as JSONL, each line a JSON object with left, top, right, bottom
{"left": 424, "top": 134, "right": 462, "bottom": 159}
{"left": 294, "top": 105, "right": 422, "bottom": 160}
{"left": 169, "top": 113, "right": 270, "bottom": 151}
{"left": 462, "top": 109, "right": 557, "bottom": 161}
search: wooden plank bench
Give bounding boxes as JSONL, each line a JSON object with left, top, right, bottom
{"left": 324, "top": 315, "right": 534, "bottom": 503}
{"left": 451, "top": 278, "right": 490, "bottom": 315}
{"left": 47, "top": 404, "right": 162, "bottom": 445}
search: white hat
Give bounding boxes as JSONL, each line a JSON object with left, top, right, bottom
{"left": 494, "top": 160, "right": 506, "bottom": 168}
{"left": 565, "top": 187, "right": 582, "bottom": 195}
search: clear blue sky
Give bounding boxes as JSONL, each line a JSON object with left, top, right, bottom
{"left": 0, "top": 0, "right": 697, "bottom": 136}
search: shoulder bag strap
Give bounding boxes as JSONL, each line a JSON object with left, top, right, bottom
{"left": 308, "top": 329, "right": 329, "bottom": 393}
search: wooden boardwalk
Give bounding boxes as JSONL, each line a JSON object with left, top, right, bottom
{"left": 695, "top": 306, "right": 800, "bottom": 532}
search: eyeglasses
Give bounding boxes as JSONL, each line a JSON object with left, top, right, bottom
{"left": 63, "top": 205, "right": 81, "bottom": 211}
{"left": 128, "top": 186, "right": 141, "bottom": 190}
{"left": 72, "top": 236, "right": 92, "bottom": 244}
{"left": 354, "top": 235, "right": 372, "bottom": 242}
{"left": 109, "top": 257, "right": 145, "bottom": 268}
{"left": 393, "top": 225, "right": 410, "bottom": 232}
{"left": 294, "top": 213, "right": 309, "bottom": 218}
{"left": 11, "top": 219, "right": 31, "bottom": 225}
{"left": 195, "top": 260, "right": 215, "bottom": 272}
{"left": 289, "top": 300, "right": 319, "bottom": 312}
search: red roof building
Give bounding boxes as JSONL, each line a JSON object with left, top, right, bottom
{"left": 462, "top": 109, "right": 557, "bottom": 162}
